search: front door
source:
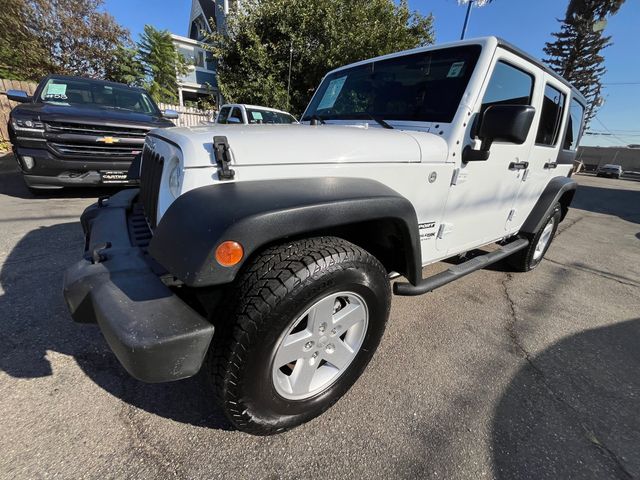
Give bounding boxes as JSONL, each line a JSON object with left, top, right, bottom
{"left": 437, "top": 53, "right": 537, "bottom": 255}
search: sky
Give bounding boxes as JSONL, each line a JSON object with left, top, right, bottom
{"left": 102, "top": 0, "right": 640, "bottom": 147}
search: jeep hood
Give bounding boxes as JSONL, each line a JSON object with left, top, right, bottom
{"left": 153, "top": 124, "right": 448, "bottom": 167}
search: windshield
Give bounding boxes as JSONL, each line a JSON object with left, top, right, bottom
{"left": 303, "top": 45, "right": 481, "bottom": 124}
{"left": 246, "top": 108, "right": 297, "bottom": 124}
{"left": 39, "top": 78, "right": 159, "bottom": 115}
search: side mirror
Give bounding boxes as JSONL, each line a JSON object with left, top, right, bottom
{"left": 5, "top": 89, "right": 32, "bottom": 103}
{"left": 463, "top": 105, "right": 536, "bottom": 162}
{"left": 227, "top": 117, "right": 242, "bottom": 124}
{"left": 162, "top": 109, "right": 179, "bottom": 119}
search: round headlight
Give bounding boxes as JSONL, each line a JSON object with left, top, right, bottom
{"left": 169, "top": 161, "right": 182, "bottom": 198}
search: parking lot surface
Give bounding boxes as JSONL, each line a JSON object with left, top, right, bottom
{"left": 1, "top": 153, "right": 639, "bottom": 480}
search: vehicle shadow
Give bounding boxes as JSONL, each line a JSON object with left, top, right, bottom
{"left": 0, "top": 221, "right": 232, "bottom": 431}
{"left": 571, "top": 183, "right": 640, "bottom": 224}
{"left": 492, "top": 318, "right": 640, "bottom": 478}
{"left": 0, "top": 153, "right": 128, "bottom": 200}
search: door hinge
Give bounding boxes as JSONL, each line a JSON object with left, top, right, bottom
{"left": 451, "top": 168, "right": 469, "bottom": 186}
{"left": 437, "top": 223, "right": 454, "bottom": 239}
{"left": 522, "top": 169, "right": 529, "bottom": 182}
{"left": 507, "top": 209, "right": 516, "bottom": 222}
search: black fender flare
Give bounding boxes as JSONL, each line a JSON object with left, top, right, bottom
{"left": 520, "top": 176, "right": 577, "bottom": 234}
{"left": 149, "top": 177, "right": 422, "bottom": 287}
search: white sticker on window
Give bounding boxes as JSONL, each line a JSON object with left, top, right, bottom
{"left": 251, "top": 111, "right": 263, "bottom": 120}
{"left": 317, "top": 76, "right": 347, "bottom": 110}
{"left": 45, "top": 84, "right": 67, "bottom": 98}
{"left": 447, "top": 62, "right": 465, "bottom": 78}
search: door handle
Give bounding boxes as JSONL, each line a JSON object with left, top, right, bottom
{"left": 544, "top": 162, "right": 558, "bottom": 169}
{"left": 509, "top": 161, "right": 529, "bottom": 170}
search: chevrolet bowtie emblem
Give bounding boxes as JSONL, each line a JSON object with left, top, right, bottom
{"left": 97, "top": 136, "right": 119, "bottom": 144}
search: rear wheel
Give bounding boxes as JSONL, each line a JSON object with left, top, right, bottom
{"left": 508, "top": 202, "right": 561, "bottom": 272}
{"left": 206, "top": 236, "right": 391, "bottom": 435}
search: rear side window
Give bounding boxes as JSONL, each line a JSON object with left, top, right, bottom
{"left": 217, "top": 107, "right": 231, "bottom": 124}
{"left": 562, "top": 98, "right": 585, "bottom": 151}
{"left": 481, "top": 61, "right": 534, "bottom": 111}
{"left": 536, "top": 84, "right": 566, "bottom": 146}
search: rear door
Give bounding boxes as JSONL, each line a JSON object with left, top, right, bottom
{"left": 510, "top": 77, "right": 571, "bottom": 233}
{"left": 437, "top": 52, "right": 538, "bottom": 255}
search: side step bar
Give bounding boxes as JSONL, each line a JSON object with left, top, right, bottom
{"left": 393, "top": 238, "right": 529, "bottom": 296}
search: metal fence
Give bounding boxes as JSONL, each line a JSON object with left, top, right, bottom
{"left": 157, "top": 102, "right": 215, "bottom": 127}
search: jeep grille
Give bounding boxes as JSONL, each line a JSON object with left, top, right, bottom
{"left": 139, "top": 147, "right": 164, "bottom": 229}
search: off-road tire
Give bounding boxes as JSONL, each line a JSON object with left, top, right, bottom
{"left": 508, "top": 202, "right": 561, "bottom": 272}
{"left": 206, "top": 236, "right": 391, "bottom": 435}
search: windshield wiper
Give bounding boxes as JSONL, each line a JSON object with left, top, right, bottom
{"left": 363, "top": 114, "right": 394, "bottom": 129}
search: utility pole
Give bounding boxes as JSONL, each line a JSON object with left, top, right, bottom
{"left": 287, "top": 41, "right": 293, "bottom": 110}
{"left": 459, "top": 0, "right": 491, "bottom": 40}
{"left": 460, "top": 0, "right": 473, "bottom": 40}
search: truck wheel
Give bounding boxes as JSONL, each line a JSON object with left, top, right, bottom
{"left": 508, "top": 202, "right": 561, "bottom": 272}
{"left": 207, "top": 236, "right": 391, "bottom": 435}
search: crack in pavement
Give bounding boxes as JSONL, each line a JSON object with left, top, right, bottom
{"left": 501, "top": 274, "right": 635, "bottom": 479}
{"left": 118, "top": 387, "right": 182, "bottom": 478}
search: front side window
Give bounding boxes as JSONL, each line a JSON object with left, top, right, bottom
{"left": 481, "top": 61, "right": 534, "bottom": 111}
{"left": 217, "top": 106, "right": 231, "bottom": 123}
{"left": 39, "top": 78, "right": 159, "bottom": 115}
{"left": 562, "top": 98, "right": 585, "bottom": 150}
{"left": 303, "top": 45, "right": 482, "bottom": 123}
{"left": 536, "top": 84, "right": 566, "bottom": 146}
{"left": 229, "top": 107, "right": 244, "bottom": 123}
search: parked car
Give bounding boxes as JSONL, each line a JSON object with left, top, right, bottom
{"left": 215, "top": 103, "right": 298, "bottom": 124}
{"left": 596, "top": 164, "right": 623, "bottom": 179}
{"left": 64, "top": 37, "right": 586, "bottom": 435}
{"left": 6, "top": 75, "right": 177, "bottom": 191}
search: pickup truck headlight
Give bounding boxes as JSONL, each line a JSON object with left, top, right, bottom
{"left": 168, "top": 160, "right": 183, "bottom": 198}
{"left": 11, "top": 117, "right": 45, "bottom": 132}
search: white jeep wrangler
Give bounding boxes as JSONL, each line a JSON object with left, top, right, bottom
{"left": 64, "top": 37, "right": 586, "bottom": 435}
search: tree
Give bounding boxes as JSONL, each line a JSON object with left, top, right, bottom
{"left": 0, "top": 0, "right": 51, "bottom": 80}
{"left": 0, "top": 0, "right": 131, "bottom": 81}
{"left": 137, "top": 25, "right": 189, "bottom": 103}
{"left": 206, "top": 0, "right": 434, "bottom": 115}
{"left": 104, "top": 44, "right": 146, "bottom": 86}
{"left": 543, "top": 0, "right": 625, "bottom": 125}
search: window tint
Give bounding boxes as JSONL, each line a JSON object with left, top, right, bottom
{"left": 481, "top": 61, "right": 534, "bottom": 111}
{"left": 303, "top": 46, "right": 482, "bottom": 123}
{"left": 562, "top": 98, "right": 585, "bottom": 150}
{"left": 536, "top": 84, "right": 566, "bottom": 146}
{"left": 229, "top": 107, "right": 243, "bottom": 123}
{"left": 217, "top": 107, "right": 231, "bottom": 124}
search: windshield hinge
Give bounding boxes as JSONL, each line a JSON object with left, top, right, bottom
{"left": 213, "top": 136, "right": 235, "bottom": 180}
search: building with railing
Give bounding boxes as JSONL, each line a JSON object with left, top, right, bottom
{"left": 171, "top": 0, "right": 242, "bottom": 107}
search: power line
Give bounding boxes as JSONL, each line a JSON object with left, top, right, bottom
{"left": 594, "top": 116, "right": 631, "bottom": 146}
{"left": 602, "top": 82, "right": 640, "bottom": 86}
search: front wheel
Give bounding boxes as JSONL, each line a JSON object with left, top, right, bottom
{"left": 207, "top": 236, "right": 391, "bottom": 435}
{"left": 508, "top": 202, "right": 561, "bottom": 272}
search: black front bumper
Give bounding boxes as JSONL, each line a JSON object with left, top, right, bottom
{"left": 63, "top": 189, "right": 214, "bottom": 383}
{"left": 14, "top": 145, "right": 138, "bottom": 188}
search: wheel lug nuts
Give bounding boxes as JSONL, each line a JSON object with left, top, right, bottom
{"left": 325, "top": 344, "right": 335, "bottom": 354}
{"left": 318, "top": 322, "right": 327, "bottom": 333}
{"left": 304, "top": 341, "right": 314, "bottom": 350}
{"left": 330, "top": 328, "right": 338, "bottom": 336}
{"left": 312, "top": 352, "right": 318, "bottom": 359}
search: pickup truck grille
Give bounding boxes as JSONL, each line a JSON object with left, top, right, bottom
{"left": 46, "top": 121, "right": 149, "bottom": 138}
{"left": 139, "top": 148, "right": 164, "bottom": 229}
{"left": 44, "top": 121, "right": 149, "bottom": 160}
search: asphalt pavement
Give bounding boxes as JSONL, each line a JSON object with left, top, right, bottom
{"left": 0, "top": 153, "right": 638, "bottom": 480}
